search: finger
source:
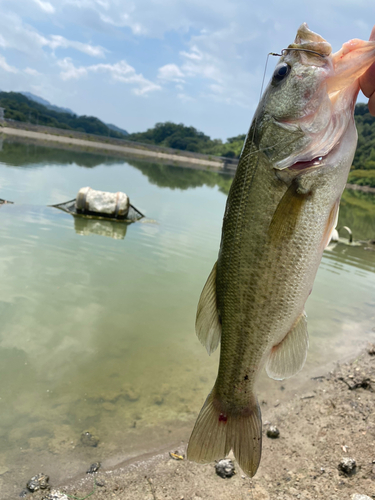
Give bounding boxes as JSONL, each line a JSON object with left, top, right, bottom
{"left": 369, "top": 95, "right": 375, "bottom": 115}
{"left": 359, "top": 25, "right": 375, "bottom": 98}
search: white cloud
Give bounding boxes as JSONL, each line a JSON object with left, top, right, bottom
{"left": 58, "top": 57, "right": 161, "bottom": 95}
{"left": 57, "top": 58, "right": 88, "bottom": 80}
{"left": 55, "top": 0, "right": 374, "bottom": 112}
{"left": 0, "top": 0, "right": 374, "bottom": 140}
{"left": 0, "top": 11, "right": 106, "bottom": 59}
{"left": 24, "top": 67, "right": 41, "bottom": 76}
{"left": 158, "top": 64, "right": 185, "bottom": 82}
{"left": 48, "top": 35, "right": 106, "bottom": 58}
{"left": 33, "top": 0, "right": 55, "bottom": 13}
{"left": 0, "top": 55, "right": 18, "bottom": 73}
{"left": 177, "top": 93, "right": 194, "bottom": 103}
{"left": 0, "top": 12, "right": 48, "bottom": 56}
{"left": 180, "top": 47, "right": 202, "bottom": 61}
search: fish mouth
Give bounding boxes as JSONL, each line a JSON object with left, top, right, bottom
{"left": 274, "top": 24, "right": 375, "bottom": 172}
{"left": 288, "top": 154, "right": 326, "bottom": 172}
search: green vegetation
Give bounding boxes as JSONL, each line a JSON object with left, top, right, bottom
{"left": 338, "top": 189, "right": 375, "bottom": 241}
{"left": 127, "top": 105, "right": 375, "bottom": 185}
{"left": 0, "top": 91, "right": 127, "bottom": 139}
{"left": 128, "top": 122, "right": 245, "bottom": 159}
{"left": 347, "top": 169, "right": 375, "bottom": 187}
{"left": 351, "top": 103, "right": 375, "bottom": 186}
{"left": 1, "top": 90, "right": 375, "bottom": 186}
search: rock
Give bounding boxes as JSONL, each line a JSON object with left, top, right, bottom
{"left": 266, "top": 425, "right": 280, "bottom": 439}
{"left": 215, "top": 459, "right": 235, "bottom": 478}
{"left": 27, "top": 473, "right": 50, "bottom": 492}
{"left": 86, "top": 462, "right": 101, "bottom": 474}
{"left": 19, "top": 489, "right": 28, "bottom": 498}
{"left": 153, "top": 395, "right": 164, "bottom": 405}
{"left": 42, "top": 490, "right": 69, "bottom": 500}
{"left": 80, "top": 431, "right": 99, "bottom": 447}
{"left": 338, "top": 457, "right": 357, "bottom": 475}
{"left": 367, "top": 344, "right": 375, "bottom": 356}
{"left": 352, "top": 495, "right": 372, "bottom": 500}
{"left": 123, "top": 387, "right": 140, "bottom": 402}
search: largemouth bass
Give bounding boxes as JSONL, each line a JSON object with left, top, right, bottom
{"left": 187, "top": 24, "right": 375, "bottom": 477}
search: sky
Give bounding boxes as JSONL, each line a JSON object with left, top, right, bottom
{"left": 0, "top": 0, "right": 373, "bottom": 140}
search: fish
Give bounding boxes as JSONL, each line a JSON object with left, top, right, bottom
{"left": 187, "top": 23, "right": 375, "bottom": 477}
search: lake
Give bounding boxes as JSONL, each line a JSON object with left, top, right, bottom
{"left": 0, "top": 140, "right": 374, "bottom": 497}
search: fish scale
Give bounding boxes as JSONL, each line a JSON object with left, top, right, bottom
{"left": 188, "top": 23, "right": 375, "bottom": 477}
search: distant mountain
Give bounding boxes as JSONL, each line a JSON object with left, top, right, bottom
{"left": 0, "top": 91, "right": 128, "bottom": 139}
{"left": 106, "top": 123, "right": 129, "bottom": 136}
{"left": 21, "top": 92, "right": 75, "bottom": 115}
{"left": 20, "top": 92, "right": 129, "bottom": 135}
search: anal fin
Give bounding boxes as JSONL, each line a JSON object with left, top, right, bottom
{"left": 266, "top": 311, "right": 309, "bottom": 380}
{"left": 195, "top": 262, "right": 222, "bottom": 355}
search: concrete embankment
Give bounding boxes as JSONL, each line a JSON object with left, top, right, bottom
{"left": 0, "top": 123, "right": 238, "bottom": 173}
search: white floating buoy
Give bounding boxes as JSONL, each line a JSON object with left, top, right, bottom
{"left": 75, "top": 187, "right": 130, "bottom": 217}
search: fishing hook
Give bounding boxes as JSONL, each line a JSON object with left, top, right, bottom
{"left": 270, "top": 48, "right": 327, "bottom": 58}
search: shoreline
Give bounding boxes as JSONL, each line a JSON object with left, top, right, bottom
{"left": 28, "top": 346, "right": 375, "bottom": 500}
{"left": 0, "top": 125, "right": 236, "bottom": 173}
{"left": 1, "top": 124, "right": 375, "bottom": 195}
{"left": 346, "top": 183, "right": 375, "bottom": 194}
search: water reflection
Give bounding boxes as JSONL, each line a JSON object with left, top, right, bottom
{"left": 126, "top": 159, "right": 233, "bottom": 194}
{"left": 0, "top": 140, "right": 233, "bottom": 194}
{"left": 325, "top": 240, "right": 375, "bottom": 274}
{"left": 74, "top": 216, "right": 128, "bottom": 239}
{"left": 339, "top": 189, "right": 375, "bottom": 241}
{"left": 0, "top": 139, "right": 118, "bottom": 168}
{"left": 0, "top": 139, "right": 374, "bottom": 498}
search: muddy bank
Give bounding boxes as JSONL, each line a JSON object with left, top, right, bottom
{"left": 26, "top": 347, "right": 375, "bottom": 500}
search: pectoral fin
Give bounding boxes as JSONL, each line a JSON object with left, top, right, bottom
{"left": 322, "top": 199, "right": 340, "bottom": 250}
{"left": 268, "top": 182, "right": 310, "bottom": 246}
{"left": 195, "top": 262, "right": 222, "bottom": 355}
{"left": 266, "top": 312, "right": 309, "bottom": 380}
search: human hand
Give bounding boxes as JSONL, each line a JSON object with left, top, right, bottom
{"left": 359, "top": 25, "right": 375, "bottom": 116}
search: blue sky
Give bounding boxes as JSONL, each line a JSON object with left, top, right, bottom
{"left": 0, "top": 0, "right": 373, "bottom": 139}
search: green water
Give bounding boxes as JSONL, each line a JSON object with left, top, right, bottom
{"left": 0, "top": 141, "right": 374, "bottom": 497}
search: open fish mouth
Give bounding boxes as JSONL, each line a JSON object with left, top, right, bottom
{"left": 288, "top": 154, "right": 326, "bottom": 172}
{"left": 272, "top": 23, "right": 375, "bottom": 172}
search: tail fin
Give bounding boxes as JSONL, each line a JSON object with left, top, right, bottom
{"left": 187, "top": 390, "right": 262, "bottom": 477}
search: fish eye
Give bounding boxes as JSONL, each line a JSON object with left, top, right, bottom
{"left": 272, "top": 63, "right": 291, "bottom": 83}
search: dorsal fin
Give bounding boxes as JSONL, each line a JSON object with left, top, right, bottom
{"left": 288, "top": 23, "right": 332, "bottom": 57}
